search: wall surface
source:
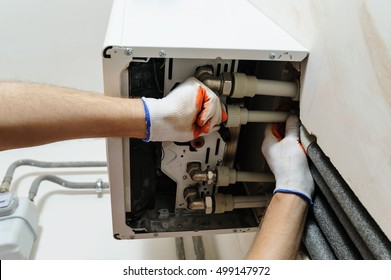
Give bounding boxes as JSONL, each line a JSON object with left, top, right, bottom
{"left": 0, "top": 139, "right": 179, "bottom": 259}
{"left": 0, "top": 0, "right": 111, "bottom": 93}
{"left": 249, "top": 0, "right": 391, "bottom": 239}
{"left": 0, "top": 0, "right": 254, "bottom": 259}
{"left": 0, "top": 0, "right": 179, "bottom": 259}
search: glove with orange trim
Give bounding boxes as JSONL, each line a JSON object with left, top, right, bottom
{"left": 261, "top": 115, "right": 314, "bottom": 204}
{"left": 141, "top": 77, "right": 227, "bottom": 142}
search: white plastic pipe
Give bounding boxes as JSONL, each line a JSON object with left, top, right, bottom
{"left": 236, "top": 171, "right": 275, "bottom": 183}
{"left": 255, "top": 79, "right": 298, "bottom": 98}
{"left": 247, "top": 110, "right": 289, "bottom": 123}
{"left": 214, "top": 193, "right": 268, "bottom": 213}
{"left": 216, "top": 166, "right": 275, "bottom": 186}
{"left": 233, "top": 195, "right": 269, "bottom": 209}
{"left": 225, "top": 105, "right": 289, "bottom": 127}
{"left": 231, "top": 73, "right": 298, "bottom": 99}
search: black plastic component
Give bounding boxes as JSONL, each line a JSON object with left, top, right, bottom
{"left": 127, "top": 59, "right": 173, "bottom": 221}
{"left": 218, "top": 125, "right": 231, "bottom": 143}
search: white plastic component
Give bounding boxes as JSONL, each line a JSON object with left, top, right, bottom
{"left": 231, "top": 73, "right": 258, "bottom": 98}
{"left": 214, "top": 193, "right": 268, "bottom": 214}
{"left": 255, "top": 79, "right": 298, "bottom": 99}
{"left": 225, "top": 105, "right": 289, "bottom": 127}
{"left": 233, "top": 195, "right": 269, "bottom": 209}
{"left": 216, "top": 166, "right": 275, "bottom": 187}
{"left": 215, "top": 166, "right": 234, "bottom": 187}
{"left": 218, "top": 72, "right": 298, "bottom": 99}
{"left": 236, "top": 171, "right": 275, "bottom": 184}
{"left": 0, "top": 197, "right": 39, "bottom": 260}
{"left": 104, "top": 0, "right": 308, "bottom": 61}
{"left": 0, "top": 192, "right": 18, "bottom": 216}
{"left": 214, "top": 193, "right": 234, "bottom": 214}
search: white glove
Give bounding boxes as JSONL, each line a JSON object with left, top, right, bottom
{"left": 261, "top": 115, "right": 314, "bottom": 204}
{"left": 141, "top": 77, "right": 227, "bottom": 142}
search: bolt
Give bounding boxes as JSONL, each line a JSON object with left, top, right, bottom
{"left": 269, "top": 52, "right": 276, "bottom": 60}
{"left": 159, "top": 50, "right": 166, "bottom": 57}
{"left": 183, "top": 175, "right": 188, "bottom": 180}
{"left": 124, "top": 48, "right": 133, "bottom": 56}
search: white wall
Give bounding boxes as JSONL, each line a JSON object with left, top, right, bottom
{"left": 0, "top": 0, "right": 254, "bottom": 260}
{"left": 0, "top": 0, "right": 111, "bottom": 93}
{"left": 0, "top": 0, "right": 179, "bottom": 259}
{"left": 249, "top": 0, "right": 391, "bottom": 240}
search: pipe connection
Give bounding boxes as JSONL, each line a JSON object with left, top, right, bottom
{"left": 184, "top": 186, "right": 268, "bottom": 214}
{"left": 187, "top": 162, "right": 216, "bottom": 185}
{"left": 186, "top": 162, "right": 275, "bottom": 187}
{"left": 224, "top": 105, "right": 289, "bottom": 127}
{"left": 194, "top": 65, "right": 299, "bottom": 100}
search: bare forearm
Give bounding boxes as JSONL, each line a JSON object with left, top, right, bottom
{"left": 245, "top": 193, "right": 308, "bottom": 260}
{"left": 0, "top": 82, "right": 146, "bottom": 150}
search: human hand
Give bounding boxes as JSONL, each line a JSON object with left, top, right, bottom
{"left": 141, "top": 77, "right": 227, "bottom": 142}
{"left": 261, "top": 115, "right": 314, "bottom": 204}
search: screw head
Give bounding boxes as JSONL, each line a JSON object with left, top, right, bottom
{"left": 159, "top": 50, "right": 166, "bottom": 57}
{"left": 124, "top": 48, "right": 133, "bottom": 56}
{"left": 269, "top": 52, "right": 276, "bottom": 60}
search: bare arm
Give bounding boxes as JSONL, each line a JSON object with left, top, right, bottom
{"left": 245, "top": 193, "right": 308, "bottom": 259}
{"left": 0, "top": 82, "right": 146, "bottom": 150}
{"left": 245, "top": 115, "right": 314, "bottom": 260}
{"left": 0, "top": 79, "right": 227, "bottom": 151}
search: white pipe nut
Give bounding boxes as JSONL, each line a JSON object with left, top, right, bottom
{"left": 231, "top": 73, "right": 257, "bottom": 98}
{"left": 225, "top": 105, "right": 245, "bottom": 127}
{"left": 216, "top": 166, "right": 236, "bottom": 186}
{"left": 214, "top": 193, "right": 234, "bottom": 214}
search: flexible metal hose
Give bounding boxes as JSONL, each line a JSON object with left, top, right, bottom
{"left": 0, "top": 159, "right": 107, "bottom": 192}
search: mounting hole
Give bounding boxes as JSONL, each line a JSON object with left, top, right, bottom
{"left": 190, "top": 137, "right": 205, "bottom": 149}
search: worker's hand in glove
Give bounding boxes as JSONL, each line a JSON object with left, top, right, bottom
{"left": 261, "top": 115, "right": 314, "bottom": 204}
{"left": 141, "top": 77, "right": 227, "bottom": 142}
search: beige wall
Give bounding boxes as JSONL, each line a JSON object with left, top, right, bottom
{"left": 250, "top": 0, "right": 391, "bottom": 239}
